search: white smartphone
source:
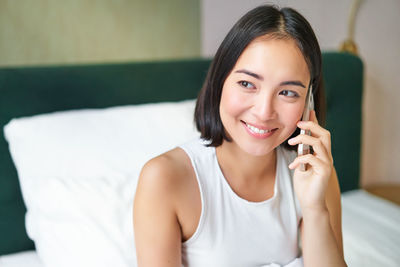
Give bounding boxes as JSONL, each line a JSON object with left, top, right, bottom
{"left": 297, "top": 84, "right": 314, "bottom": 171}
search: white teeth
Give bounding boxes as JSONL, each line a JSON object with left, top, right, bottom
{"left": 245, "top": 123, "right": 272, "bottom": 134}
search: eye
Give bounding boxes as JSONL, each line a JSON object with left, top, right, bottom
{"left": 238, "top": 81, "right": 255, "bottom": 89}
{"left": 279, "top": 90, "right": 299, "bottom": 98}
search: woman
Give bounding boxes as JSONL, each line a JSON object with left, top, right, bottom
{"left": 134, "top": 5, "right": 347, "bottom": 267}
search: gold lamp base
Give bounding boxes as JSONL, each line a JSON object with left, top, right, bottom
{"left": 339, "top": 39, "right": 358, "bottom": 55}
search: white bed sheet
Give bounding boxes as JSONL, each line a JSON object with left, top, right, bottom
{"left": 0, "top": 250, "right": 43, "bottom": 267}
{"left": 342, "top": 189, "right": 400, "bottom": 267}
{"left": 1, "top": 189, "right": 399, "bottom": 267}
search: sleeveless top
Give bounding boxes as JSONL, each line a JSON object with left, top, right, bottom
{"left": 179, "top": 138, "right": 303, "bottom": 267}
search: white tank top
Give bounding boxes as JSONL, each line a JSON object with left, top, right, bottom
{"left": 179, "top": 138, "right": 303, "bottom": 267}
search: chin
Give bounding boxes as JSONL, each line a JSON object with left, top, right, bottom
{"left": 238, "top": 141, "right": 277, "bottom": 157}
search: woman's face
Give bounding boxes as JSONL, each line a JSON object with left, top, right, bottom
{"left": 219, "top": 37, "right": 311, "bottom": 156}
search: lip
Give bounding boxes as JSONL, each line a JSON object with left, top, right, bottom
{"left": 241, "top": 120, "right": 278, "bottom": 139}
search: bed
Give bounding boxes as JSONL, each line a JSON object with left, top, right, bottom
{"left": 0, "top": 53, "right": 398, "bottom": 266}
{"left": 1, "top": 191, "right": 399, "bottom": 267}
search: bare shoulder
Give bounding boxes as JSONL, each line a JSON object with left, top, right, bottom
{"left": 138, "top": 147, "right": 192, "bottom": 193}
{"left": 135, "top": 146, "right": 195, "bottom": 214}
{"left": 133, "top": 147, "right": 193, "bottom": 266}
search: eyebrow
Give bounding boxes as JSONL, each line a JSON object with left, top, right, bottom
{"left": 234, "top": 69, "right": 306, "bottom": 88}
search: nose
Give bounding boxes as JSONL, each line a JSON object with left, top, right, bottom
{"left": 252, "top": 93, "right": 277, "bottom": 121}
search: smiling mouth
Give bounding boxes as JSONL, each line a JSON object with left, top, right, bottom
{"left": 241, "top": 120, "right": 278, "bottom": 134}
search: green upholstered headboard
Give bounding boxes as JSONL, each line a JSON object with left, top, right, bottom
{"left": 323, "top": 52, "right": 363, "bottom": 193}
{"left": 0, "top": 52, "right": 363, "bottom": 254}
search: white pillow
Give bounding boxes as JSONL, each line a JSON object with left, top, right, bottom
{"left": 4, "top": 99, "right": 199, "bottom": 267}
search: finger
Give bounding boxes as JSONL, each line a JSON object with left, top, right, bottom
{"left": 296, "top": 121, "right": 331, "bottom": 153}
{"left": 288, "top": 134, "right": 332, "bottom": 163}
{"left": 289, "top": 154, "right": 330, "bottom": 174}
{"left": 297, "top": 120, "right": 329, "bottom": 139}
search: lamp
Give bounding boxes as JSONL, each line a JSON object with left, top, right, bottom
{"left": 339, "top": 0, "right": 364, "bottom": 55}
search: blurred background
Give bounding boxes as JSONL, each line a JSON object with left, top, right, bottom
{"left": 0, "top": 0, "right": 399, "bottom": 188}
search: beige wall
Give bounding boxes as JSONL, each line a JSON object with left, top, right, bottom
{"left": 0, "top": 0, "right": 200, "bottom": 67}
{"left": 201, "top": 0, "right": 400, "bottom": 187}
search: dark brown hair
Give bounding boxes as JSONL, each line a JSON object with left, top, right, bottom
{"left": 195, "top": 5, "right": 325, "bottom": 150}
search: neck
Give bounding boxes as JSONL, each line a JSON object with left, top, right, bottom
{"left": 215, "top": 140, "right": 277, "bottom": 185}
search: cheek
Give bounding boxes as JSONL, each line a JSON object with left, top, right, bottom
{"left": 281, "top": 103, "right": 304, "bottom": 130}
{"left": 220, "top": 85, "right": 248, "bottom": 118}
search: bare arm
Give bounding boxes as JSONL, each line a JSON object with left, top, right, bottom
{"left": 288, "top": 111, "right": 346, "bottom": 266}
{"left": 325, "top": 168, "right": 344, "bottom": 256}
{"left": 300, "top": 168, "right": 346, "bottom": 267}
{"left": 133, "top": 157, "right": 182, "bottom": 267}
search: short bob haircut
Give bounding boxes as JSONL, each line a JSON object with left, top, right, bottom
{"left": 195, "top": 5, "right": 325, "bottom": 151}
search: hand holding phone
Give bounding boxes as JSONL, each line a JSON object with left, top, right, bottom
{"left": 297, "top": 85, "right": 314, "bottom": 171}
